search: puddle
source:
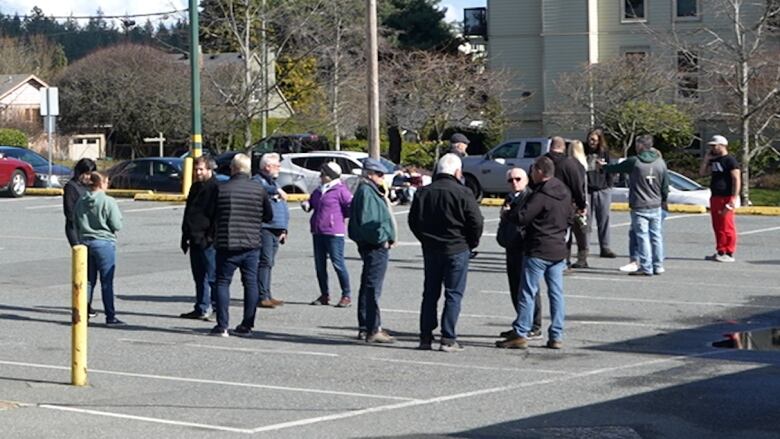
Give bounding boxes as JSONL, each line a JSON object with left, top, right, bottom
{"left": 713, "top": 327, "right": 780, "bottom": 350}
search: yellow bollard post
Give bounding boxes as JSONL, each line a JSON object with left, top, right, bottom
{"left": 182, "top": 156, "right": 193, "bottom": 197}
{"left": 71, "top": 244, "right": 88, "bottom": 386}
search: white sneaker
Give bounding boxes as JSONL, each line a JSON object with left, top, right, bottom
{"left": 654, "top": 267, "right": 665, "bottom": 274}
{"left": 715, "top": 254, "right": 735, "bottom": 262}
{"left": 619, "top": 261, "right": 639, "bottom": 272}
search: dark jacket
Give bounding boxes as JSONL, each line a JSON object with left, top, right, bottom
{"left": 604, "top": 150, "right": 669, "bottom": 210}
{"left": 408, "top": 174, "right": 484, "bottom": 255}
{"left": 497, "top": 189, "right": 530, "bottom": 250}
{"left": 63, "top": 179, "right": 88, "bottom": 246}
{"left": 212, "top": 173, "right": 273, "bottom": 251}
{"left": 182, "top": 176, "right": 218, "bottom": 248}
{"left": 348, "top": 178, "right": 396, "bottom": 247}
{"left": 585, "top": 148, "right": 614, "bottom": 192}
{"left": 545, "top": 151, "right": 587, "bottom": 210}
{"left": 513, "top": 177, "right": 572, "bottom": 261}
{"left": 253, "top": 172, "right": 290, "bottom": 231}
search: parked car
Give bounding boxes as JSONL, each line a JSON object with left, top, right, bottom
{"left": 251, "top": 134, "right": 329, "bottom": 155}
{"left": 106, "top": 157, "right": 184, "bottom": 192}
{"left": 175, "top": 147, "right": 217, "bottom": 159}
{"left": 462, "top": 137, "right": 566, "bottom": 199}
{"left": 0, "top": 146, "right": 71, "bottom": 188}
{"left": 0, "top": 152, "right": 35, "bottom": 197}
{"left": 612, "top": 170, "right": 712, "bottom": 207}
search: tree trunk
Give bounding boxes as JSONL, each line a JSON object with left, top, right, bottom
{"left": 387, "top": 125, "right": 402, "bottom": 163}
{"left": 332, "top": 18, "right": 341, "bottom": 151}
{"left": 243, "top": 7, "right": 253, "bottom": 149}
{"left": 739, "top": 56, "right": 751, "bottom": 206}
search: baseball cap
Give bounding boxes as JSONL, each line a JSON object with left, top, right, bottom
{"left": 320, "top": 161, "right": 342, "bottom": 179}
{"left": 362, "top": 157, "right": 388, "bottom": 174}
{"left": 707, "top": 135, "right": 728, "bottom": 146}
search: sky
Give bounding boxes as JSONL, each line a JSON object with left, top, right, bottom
{"left": 0, "top": 0, "right": 486, "bottom": 24}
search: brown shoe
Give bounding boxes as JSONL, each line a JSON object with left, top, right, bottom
{"left": 335, "top": 296, "right": 352, "bottom": 308}
{"left": 546, "top": 339, "right": 563, "bottom": 349}
{"left": 495, "top": 335, "right": 528, "bottom": 349}
{"left": 269, "top": 298, "right": 284, "bottom": 306}
{"left": 366, "top": 331, "right": 396, "bottom": 344}
{"left": 258, "top": 299, "right": 276, "bottom": 309}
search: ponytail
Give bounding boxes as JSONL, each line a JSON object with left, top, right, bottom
{"left": 89, "top": 171, "right": 107, "bottom": 190}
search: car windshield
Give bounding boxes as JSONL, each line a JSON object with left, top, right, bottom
{"left": 359, "top": 157, "right": 399, "bottom": 172}
{"left": 3, "top": 149, "right": 48, "bottom": 167}
{"left": 669, "top": 171, "right": 704, "bottom": 191}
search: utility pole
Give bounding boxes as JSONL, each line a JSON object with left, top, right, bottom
{"left": 366, "top": 0, "right": 380, "bottom": 159}
{"left": 261, "top": 0, "right": 268, "bottom": 140}
{"left": 189, "top": 0, "right": 203, "bottom": 159}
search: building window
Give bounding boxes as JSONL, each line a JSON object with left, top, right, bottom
{"left": 675, "top": 0, "right": 700, "bottom": 20}
{"left": 677, "top": 50, "right": 699, "bottom": 99}
{"left": 622, "top": 0, "right": 646, "bottom": 22}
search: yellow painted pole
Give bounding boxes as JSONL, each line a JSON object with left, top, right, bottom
{"left": 182, "top": 156, "right": 193, "bottom": 197}
{"left": 71, "top": 245, "right": 88, "bottom": 386}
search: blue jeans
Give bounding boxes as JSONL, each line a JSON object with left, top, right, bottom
{"left": 189, "top": 244, "right": 216, "bottom": 315}
{"left": 84, "top": 239, "right": 117, "bottom": 320}
{"left": 257, "top": 229, "right": 281, "bottom": 301}
{"left": 629, "top": 209, "right": 668, "bottom": 260}
{"left": 420, "top": 249, "right": 470, "bottom": 342}
{"left": 313, "top": 234, "right": 351, "bottom": 297}
{"left": 215, "top": 248, "right": 261, "bottom": 330}
{"left": 512, "top": 257, "right": 566, "bottom": 341}
{"left": 357, "top": 245, "right": 389, "bottom": 334}
{"left": 631, "top": 208, "right": 664, "bottom": 274}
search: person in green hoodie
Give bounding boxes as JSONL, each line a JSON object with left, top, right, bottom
{"left": 348, "top": 158, "right": 397, "bottom": 344}
{"left": 74, "top": 171, "right": 124, "bottom": 325}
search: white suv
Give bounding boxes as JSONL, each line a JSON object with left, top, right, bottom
{"left": 280, "top": 151, "right": 402, "bottom": 194}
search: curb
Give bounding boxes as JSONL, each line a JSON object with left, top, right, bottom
{"left": 108, "top": 189, "right": 153, "bottom": 199}
{"left": 734, "top": 206, "right": 780, "bottom": 216}
{"left": 25, "top": 188, "right": 63, "bottom": 196}
{"left": 134, "top": 193, "right": 187, "bottom": 202}
{"left": 287, "top": 194, "right": 310, "bottom": 202}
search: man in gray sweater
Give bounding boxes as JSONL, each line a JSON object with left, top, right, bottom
{"left": 602, "top": 135, "right": 669, "bottom": 276}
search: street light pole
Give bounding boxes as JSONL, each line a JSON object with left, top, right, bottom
{"left": 189, "top": 0, "right": 203, "bottom": 159}
{"left": 366, "top": 0, "right": 380, "bottom": 159}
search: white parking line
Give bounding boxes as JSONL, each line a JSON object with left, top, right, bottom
{"left": 119, "top": 338, "right": 339, "bottom": 358}
{"left": 0, "top": 359, "right": 417, "bottom": 402}
{"left": 739, "top": 226, "right": 780, "bottom": 236}
{"left": 566, "top": 275, "right": 780, "bottom": 291}
{"left": 25, "top": 199, "right": 130, "bottom": 210}
{"left": 0, "top": 196, "right": 60, "bottom": 203}
{"left": 480, "top": 289, "right": 778, "bottom": 309}
{"left": 0, "top": 234, "right": 64, "bottom": 241}
{"left": 123, "top": 205, "right": 182, "bottom": 213}
{"left": 610, "top": 213, "right": 707, "bottom": 228}
{"left": 364, "top": 356, "right": 572, "bottom": 375}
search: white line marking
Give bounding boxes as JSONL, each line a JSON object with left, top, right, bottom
{"left": 739, "top": 226, "right": 780, "bottom": 236}
{"left": 566, "top": 275, "right": 780, "bottom": 291}
{"left": 480, "top": 289, "right": 777, "bottom": 309}
{"left": 364, "top": 356, "right": 571, "bottom": 375}
{"left": 610, "top": 213, "right": 707, "bottom": 228}
{"left": 393, "top": 209, "right": 409, "bottom": 216}
{"left": 39, "top": 405, "right": 255, "bottom": 434}
{"left": 484, "top": 217, "right": 501, "bottom": 223}
{"left": 248, "top": 350, "right": 727, "bottom": 434}
{"left": 119, "top": 338, "right": 339, "bottom": 358}
{"left": 25, "top": 199, "right": 130, "bottom": 210}
{"left": 124, "top": 205, "right": 182, "bottom": 213}
{"left": 0, "top": 360, "right": 417, "bottom": 402}
{"left": 0, "top": 196, "right": 60, "bottom": 203}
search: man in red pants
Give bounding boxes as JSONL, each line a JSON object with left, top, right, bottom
{"left": 700, "top": 135, "right": 740, "bottom": 262}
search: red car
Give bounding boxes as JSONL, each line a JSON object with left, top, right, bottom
{"left": 0, "top": 152, "right": 35, "bottom": 197}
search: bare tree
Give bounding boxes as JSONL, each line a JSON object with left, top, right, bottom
{"left": 646, "top": 0, "right": 780, "bottom": 204}
{"left": 0, "top": 35, "right": 67, "bottom": 80}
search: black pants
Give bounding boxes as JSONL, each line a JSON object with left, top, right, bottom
{"left": 506, "top": 249, "right": 541, "bottom": 331}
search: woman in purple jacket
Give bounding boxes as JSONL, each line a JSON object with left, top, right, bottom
{"left": 304, "top": 162, "right": 353, "bottom": 307}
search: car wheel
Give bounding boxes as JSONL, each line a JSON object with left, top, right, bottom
{"left": 282, "top": 185, "right": 305, "bottom": 194}
{"left": 9, "top": 170, "right": 26, "bottom": 197}
{"left": 464, "top": 174, "right": 483, "bottom": 201}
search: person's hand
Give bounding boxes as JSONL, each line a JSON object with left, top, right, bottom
{"left": 577, "top": 208, "right": 587, "bottom": 216}
{"left": 662, "top": 201, "right": 669, "bottom": 212}
{"left": 277, "top": 187, "right": 288, "bottom": 202}
{"left": 301, "top": 200, "right": 311, "bottom": 212}
{"left": 279, "top": 232, "right": 287, "bottom": 245}
{"left": 180, "top": 236, "right": 189, "bottom": 254}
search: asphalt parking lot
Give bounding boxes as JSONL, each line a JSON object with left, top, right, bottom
{"left": 1, "top": 195, "right": 779, "bottom": 438}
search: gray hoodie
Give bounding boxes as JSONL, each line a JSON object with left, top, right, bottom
{"left": 604, "top": 150, "right": 669, "bottom": 210}
{"left": 74, "top": 191, "right": 123, "bottom": 242}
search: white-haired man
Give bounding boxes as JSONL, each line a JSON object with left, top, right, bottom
{"left": 409, "top": 153, "right": 484, "bottom": 352}
{"left": 253, "top": 153, "right": 290, "bottom": 308}
{"left": 209, "top": 153, "right": 273, "bottom": 337}
{"left": 496, "top": 167, "right": 542, "bottom": 340}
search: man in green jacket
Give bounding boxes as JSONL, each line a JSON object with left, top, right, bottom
{"left": 348, "top": 158, "right": 397, "bottom": 343}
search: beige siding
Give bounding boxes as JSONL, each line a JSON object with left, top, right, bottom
{"left": 488, "top": 0, "right": 542, "bottom": 36}
{"left": 541, "top": 0, "right": 588, "bottom": 34}
{"left": 543, "top": 37, "right": 589, "bottom": 112}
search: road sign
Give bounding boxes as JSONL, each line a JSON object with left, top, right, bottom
{"left": 40, "top": 87, "right": 59, "bottom": 117}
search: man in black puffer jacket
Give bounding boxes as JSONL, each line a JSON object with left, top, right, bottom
{"left": 497, "top": 156, "right": 572, "bottom": 351}
{"left": 209, "top": 153, "right": 273, "bottom": 338}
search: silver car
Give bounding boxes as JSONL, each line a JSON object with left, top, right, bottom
{"left": 280, "top": 151, "right": 403, "bottom": 194}
{"left": 461, "top": 137, "right": 555, "bottom": 199}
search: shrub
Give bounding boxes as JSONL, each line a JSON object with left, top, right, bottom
{"left": 0, "top": 128, "right": 28, "bottom": 147}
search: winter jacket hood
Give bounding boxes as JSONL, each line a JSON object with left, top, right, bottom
{"left": 513, "top": 177, "right": 572, "bottom": 261}
{"left": 348, "top": 178, "right": 396, "bottom": 247}
{"left": 545, "top": 151, "right": 587, "bottom": 209}
{"left": 74, "top": 190, "right": 123, "bottom": 242}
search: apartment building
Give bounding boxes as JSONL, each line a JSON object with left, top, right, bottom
{"left": 487, "top": 0, "right": 764, "bottom": 140}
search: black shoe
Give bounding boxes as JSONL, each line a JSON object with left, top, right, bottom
{"left": 418, "top": 336, "right": 433, "bottom": 350}
{"left": 105, "top": 317, "right": 125, "bottom": 326}
{"left": 180, "top": 310, "right": 210, "bottom": 321}
{"left": 570, "top": 261, "right": 589, "bottom": 269}
{"left": 499, "top": 329, "right": 516, "bottom": 338}
{"left": 600, "top": 248, "right": 617, "bottom": 258}
{"left": 232, "top": 325, "right": 252, "bottom": 337}
{"left": 87, "top": 307, "right": 98, "bottom": 319}
{"left": 209, "top": 326, "right": 229, "bottom": 337}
